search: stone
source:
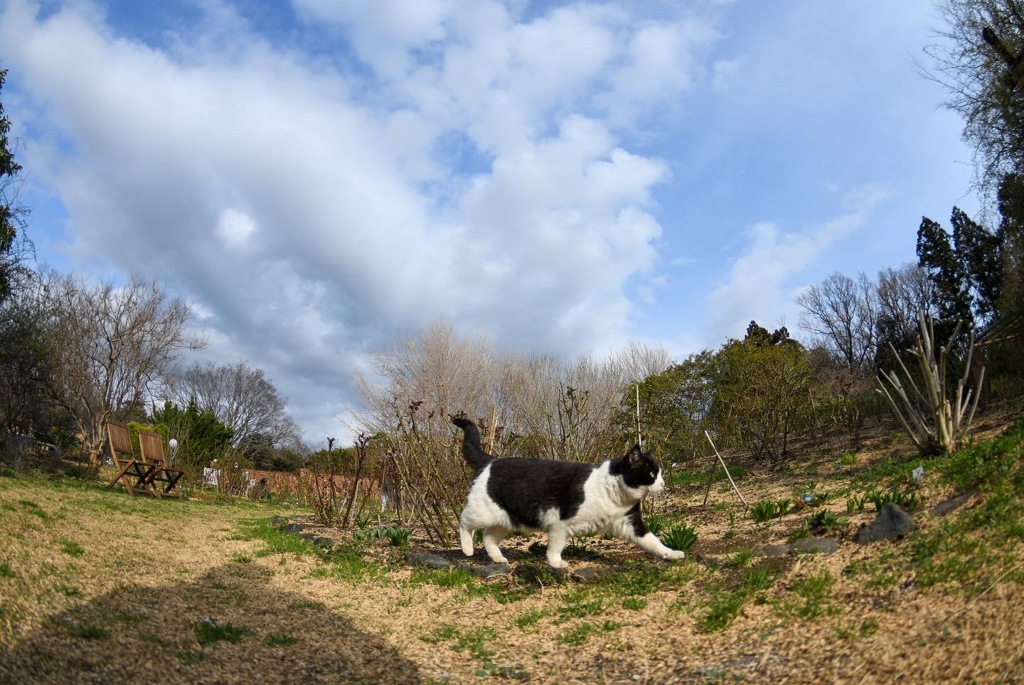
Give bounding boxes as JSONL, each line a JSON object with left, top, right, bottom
{"left": 757, "top": 544, "right": 792, "bottom": 558}
{"left": 930, "top": 490, "right": 978, "bottom": 517}
{"left": 404, "top": 553, "right": 453, "bottom": 570}
{"left": 308, "top": 535, "right": 335, "bottom": 550}
{"left": 791, "top": 537, "right": 839, "bottom": 555}
{"left": 466, "top": 563, "right": 510, "bottom": 579}
{"left": 856, "top": 503, "right": 915, "bottom": 543}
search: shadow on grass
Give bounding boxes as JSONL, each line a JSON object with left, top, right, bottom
{"left": 0, "top": 562, "right": 423, "bottom": 684}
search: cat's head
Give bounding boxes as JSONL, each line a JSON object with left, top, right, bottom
{"left": 609, "top": 445, "right": 665, "bottom": 499}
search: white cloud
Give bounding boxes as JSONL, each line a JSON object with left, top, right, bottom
{"left": 0, "top": 0, "right": 715, "bottom": 441}
{"left": 704, "top": 183, "right": 892, "bottom": 342}
{"left": 215, "top": 209, "right": 256, "bottom": 249}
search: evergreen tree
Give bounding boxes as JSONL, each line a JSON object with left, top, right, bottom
{"left": 151, "top": 400, "right": 233, "bottom": 470}
{"left": 951, "top": 207, "right": 1003, "bottom": 323}
{"left": 917, "top": 216, "right": 974, "bottom": 336}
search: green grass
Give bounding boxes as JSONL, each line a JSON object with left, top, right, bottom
{"left": 264, "top": 632, "right": 299, "bottom": 647}
{"left": 56, "top": 538, "right": 85, "bottom": 557}
{"left": 779, "top": 570, "right": 837, "bottom": 620}
{"left": 194, "top": 620, "right": 252, "bottom": 646}
{"left": 556, "top": 588, "right": 605, "bottom": 621}
{"left": 699, "top": 588, "right": 746, "bottom": 632}
{"left": 513, "top": 608, "right": 548, "bottom": 629}
{"left": 232, "top": 519, "right": 318, "bottom": 557}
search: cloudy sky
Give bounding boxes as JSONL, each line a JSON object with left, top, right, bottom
{"left": 0, "top": 0, "right": 979, "bottom": 444}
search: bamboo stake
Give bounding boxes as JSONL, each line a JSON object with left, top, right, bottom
{"left": 635, "top": 384, "right": 643, "bottom": 448}
{"left": 703, "top": 430, "right": 748, "bottom": 509}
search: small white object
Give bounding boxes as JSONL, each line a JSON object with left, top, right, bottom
{"left": 912, "top": 466, "right": 925, "bottom": 482}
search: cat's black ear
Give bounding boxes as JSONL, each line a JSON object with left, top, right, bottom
{"left": 628, "top": 445, "right": 645, "bottom": 468}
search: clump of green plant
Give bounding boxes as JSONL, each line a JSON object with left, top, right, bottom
{"left": 866, "top": 486, "right": 920, "bottom": 512}
{"left": 352, "top": 524, "right": 411, "bottom": 548}
{"left": 807, "top": 510, "right": 846, "bottom": 536}
{"left": 662, "top": 523, "right": 698, "bottom": 553}
{"left": 726, "top": 549, "right": 754, "bottom": 568}
{"left": 644, "top": 514, "right": 666, "bottom": 536}
{"left": 846, "top": 493, "right": 869, "bottom": 513}
{"left": 751, "top": 498, "right": 792, "bottom": 523}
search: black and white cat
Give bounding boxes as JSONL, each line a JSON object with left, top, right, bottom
{"left": 453, "top": 417, "right": 686, "bottom": 569}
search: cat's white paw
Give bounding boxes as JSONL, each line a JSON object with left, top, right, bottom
{"left": 488, "top": 553, "right": 509, "bottom": 564}
{"left": 547, "top": 558, "right": 570, "bottom": 569}
{"left": 663, "top": 549, "right": 686, "bottom": 561}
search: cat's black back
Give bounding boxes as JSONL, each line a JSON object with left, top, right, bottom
{"left": 485, "top": 458, "right": 592, "bottom": 528}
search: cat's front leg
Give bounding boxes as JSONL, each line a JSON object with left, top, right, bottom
{"left": 460, "top": 524, "right": 475, "bottom": 557}
{"left": 545, "top": 527, "right": 570, "bottom": 569}
{"left": 636, "top": 532, "right": 686, "bottom": 561}
{"left": 482, "top": 527, "right": 509, "bottom": 564}
{"left": 612, "top": 514, "right": 686, "bottom": 561}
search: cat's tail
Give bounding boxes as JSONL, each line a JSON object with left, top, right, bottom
{"left": 452, "top": 417, "right": 493, "bottom": 472}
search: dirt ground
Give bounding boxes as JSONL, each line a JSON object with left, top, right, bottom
{"left": 1, "top": 410, "right": 1023, "bottom": 684}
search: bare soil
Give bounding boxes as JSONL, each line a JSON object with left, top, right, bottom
{"left": 1, "top": 409, "right": 1023, "bottom": 684}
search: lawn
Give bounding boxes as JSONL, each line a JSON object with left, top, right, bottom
{"left": 1, "top": 409, "right": 1023, "bottom": 683}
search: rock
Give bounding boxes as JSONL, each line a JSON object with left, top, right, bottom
{"left": 757, "top": 544, "right": 792, "bottom": 558}
{"left": 930, "top": 490, "right": 978, "bottom": 517}
{"left": 269, "top": 516, "right": 288, "bottom": 527}
{"left": 404, "top": 553, "right": 453, "bottom": 570}
{"left": 308, "top": 535, "right": 335, "bottom": 550}
{"left": 283, "top": 523, "right": 306, "bottom": 534}
{"left": 856, "top": 503, "right": 915, "bottom": 543}
{"left": 791, "top": 537, "right": 839, "bottom": 555}
{"left": 465, "top": 563, "right": 510, "bottom": 579}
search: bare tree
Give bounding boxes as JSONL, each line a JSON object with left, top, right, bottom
{"left": 876, "top": 263, "right": 937, "bottom": 339}
{"left": 169, "top": 360, "right": 299, "bottom": 450}
{"left": 497, "top": 352, "right": 632, "bottom": 462}
{"left": 37, "top": 271, "right": 203, "bottom": 464}
{"left": 797, "top": 271, "right": 879, "bottom": 373}
{"left": 357, "top": 318, "right": 497, "bottom": 435}
{"left": 925, "top": 0, "right": 1024, "bottom": 205}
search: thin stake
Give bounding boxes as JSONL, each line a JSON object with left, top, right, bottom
{"left": 487, "top": 406, "right": 497, "bottom": 453}
{"left": 635, "top": 384, "right": 643, "bottom": 448}
{"left": 703, "top": 430, "right": 748, "bottom": 509}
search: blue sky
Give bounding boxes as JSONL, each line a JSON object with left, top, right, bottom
{"left": 0, "top": 0, "right": 978, "bottom": 443}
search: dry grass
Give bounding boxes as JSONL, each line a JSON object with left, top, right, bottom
{"left": 2, "top": 408, "right": 1023, "bottom": 684}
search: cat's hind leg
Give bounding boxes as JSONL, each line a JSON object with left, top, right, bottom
{"left": 482, "top": 527, "right": 509, "bottom": 564}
